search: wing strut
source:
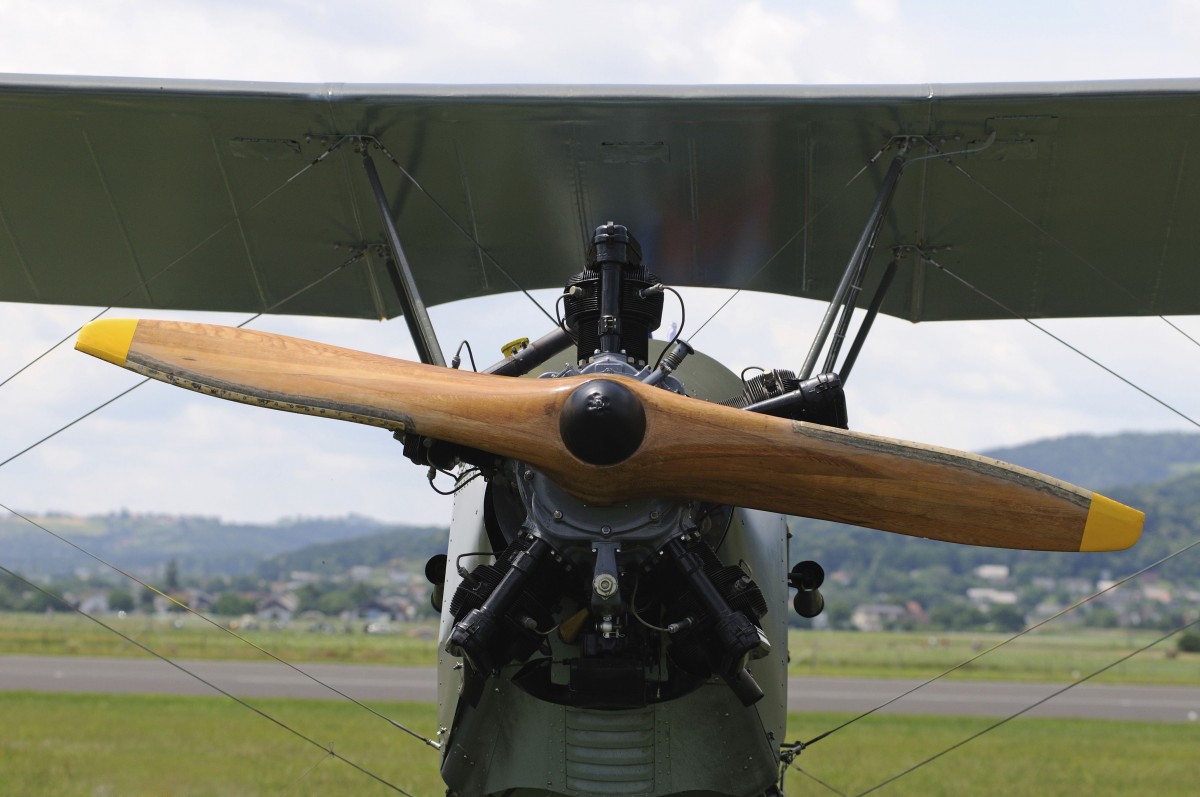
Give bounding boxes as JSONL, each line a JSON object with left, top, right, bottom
{"left": 361, "top": 148, "right": 446, "bottom": 367}
{"left": 800, "top": 152, "right": 907, "bottom": 379}
{"left": 838, "top": 257, "right": 898, "bottom": 383}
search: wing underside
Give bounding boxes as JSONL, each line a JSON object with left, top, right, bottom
{"left": 2, "top": 76, "right": 1199, "bottom": 320}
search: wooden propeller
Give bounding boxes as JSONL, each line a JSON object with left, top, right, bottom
{"left": 76, "top": 319, "right": 1143, "bottom": 552}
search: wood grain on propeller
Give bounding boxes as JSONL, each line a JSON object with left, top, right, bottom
{"left": 76, "top": 319, "right": 1142, "bottom": 552}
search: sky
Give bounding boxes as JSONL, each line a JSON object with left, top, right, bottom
{"left": 0, "top": 0, "right": 1199, "bottom": 525}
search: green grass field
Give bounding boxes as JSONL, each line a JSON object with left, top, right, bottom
{"left": 2, "top": 611, "right": 1197, "bottom": 685}
{"left": 0, "top": 611, "right": 439, "bottom": 666}
{"left": 1, "top": 692, "right": 1196, "bottom": 797}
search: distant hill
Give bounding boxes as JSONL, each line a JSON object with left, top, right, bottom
{"left": 787, "top": 467, "right": 1200, "bottom": 591}
{"left": 257, "top": 525, "right": 448, "bottom": 580}
{"left": 5, "top": 431, "right": 1198, "bottom": 585}
{"left": 0, "top": 512, "right": 425, "bottom": 578}
{"left": 983, "top": 431, "right": 1200, "bottom": 490}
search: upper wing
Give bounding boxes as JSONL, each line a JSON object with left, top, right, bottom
{"left": 2, "top": 75, "right": 1199, "bottom": 321}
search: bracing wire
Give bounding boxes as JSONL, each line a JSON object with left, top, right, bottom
{"left": 689, "top": 139, "right": 897, "bottom": 343}
{"left": 0, "top": 307, "right": 108, "bottom": 393}
{"left": 0, "top": 377, "right": 151, "bottom": 472}
{"left": 366, "top": 137, "right": 559, "bottom": 329}
{"left": 282, "top": 749, "right": 336, "bottom": 793}
{"left": 923, "top": 254, "right": 1200, "bottom": 431}
{"left": 0, "top": 135, "right": 353, "bottom": 395}
{"left": 0, "top": 248, "right": 447, "bottom": 751}
{"left": 919, "top": 135, "right": 1200, "bottom": 356}
{"left": 0, "top": 500, "right": 440, "bottom": 750}
{"left": 853, "top": 616, "right": 1200, "bottom": 797}
{"left": 0, "top": 250, "right": 367, "bottom": 475}
{"left": 802, "top": 537, "right": 1200, "bottom": 748}
{"left": 783, "top": 761, "right": 849, "bottom": 797}
{"left": 0, "top": 564, "right": 420, "bottom": 797}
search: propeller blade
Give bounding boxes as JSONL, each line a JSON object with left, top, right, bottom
{"left": 77, "top": 319, "right": 1142, "bottom": 552}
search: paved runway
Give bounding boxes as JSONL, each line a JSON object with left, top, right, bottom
{"left": 4, "top": 655, "right": 1198, "bottom": 722}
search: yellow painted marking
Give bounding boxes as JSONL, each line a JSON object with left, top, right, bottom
{"left": 75, "top": 318, "right": 138, "bottom": 366}
{"left": 1079, "top": 494, "right": 1144, "bottom": 552}
{"left": 500, "top": 337, "right": 530, "bottom": 358}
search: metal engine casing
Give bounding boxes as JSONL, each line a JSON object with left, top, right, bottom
{"left": 436, "top": 341, "right": 790, "bottom": 797}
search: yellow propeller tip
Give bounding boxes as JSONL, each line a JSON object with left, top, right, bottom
{"left": 1079, "top": 494, "right": 1144, "bottom": 552}
{"left": 75, "top": 318, "right": 139, "bottom": 366}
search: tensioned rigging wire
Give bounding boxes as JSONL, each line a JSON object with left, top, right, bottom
{"left": 0, "top": 249, "right": 367, "bottom": 473}
{"left": 783, "top": 138, "right": 1200, "bottom": 791}
{"left": 793, "top": 214, "right": 1200, "bottom": 754}
{"left": 919, "top": 135, "right": 1200, "bottom": 355}
{"left": 0, "top": 564, "right": 419, "bottom": 797}
{"left": 924, "top": 254, "right": 1200, "bottom": 431}
{"left": 0, "top": 130, "right": 553, "bottom": 758}
{"left": 0, "top": 250, "right": 446, "bottom": 750}
{"left": 799, "top": 537, "right": 1200, "bottom": 749}
{"left": 366, "top": 137, "right": 559, "bottom": 329}
{"left": 851, "top": 615, "right": 1200, "bottom": 797}
{"left": 0, "top": 135, "right": 354, "bottom": 394}
{"left": 687, "top": 140, "right": 898, "bottom": 343}
{"left": 782, "top": 763, "right": 848, "bottom": 797}
{"left": 0, "top": 500, "right": 440, "bottom": 750}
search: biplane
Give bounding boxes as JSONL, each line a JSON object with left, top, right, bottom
{"left": 3, "top": 74, "right": 1195, "bottom": 796}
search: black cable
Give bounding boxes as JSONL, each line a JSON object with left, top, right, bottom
{"left": 451, "top": 340, "right": 477, "bottom": 371}
{"left": 740, "top": 366, "right": 765, "bottom": 387}
{"left": 554, "top": 292, "right": 580, "bottom": 346}
{"left": 0, "top": 308, "right": 107, "bottom": 392}
{"left": 427, "top": 467, "right": 484, "bottom": 496}
{"left": 652, "top": 286, "right": 686, "bottom": 369}
{"left": 0, "top": 377, "right": 151, "bottom": 471}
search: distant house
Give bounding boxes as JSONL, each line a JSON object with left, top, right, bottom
{"left": 973, "top": 565, "right": 1010, "bottom": 582}
{"left": 76, "top": 591, "right": 109, "bottom": 615}
{"left": 362, "top": 596, "right": 414, "bottom": 622}
{"left": 184, "top": 589, "right": 215, "bottom": 612}
{"left": 257, "top": 593, "right": 299, "bottom": 624}
{"left": 851, "top": 604, "right": 907, "bottom": 632}
{"left": 966, "top": 587, "right": 1018, "bottom": 607}
{"left": 1142, "top": 585, "right": 1173, "bottom": 604}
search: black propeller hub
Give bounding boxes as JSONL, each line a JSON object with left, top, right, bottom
{"left": 559, "top": 379, "right": 646, "bottom": 465}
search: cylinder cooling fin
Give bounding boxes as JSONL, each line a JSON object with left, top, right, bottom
{"left": 440, "top": 220, "right": 776, "bottom": 713}
{"left": 561, "top": 222, "right": 665, "bottom": 364}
